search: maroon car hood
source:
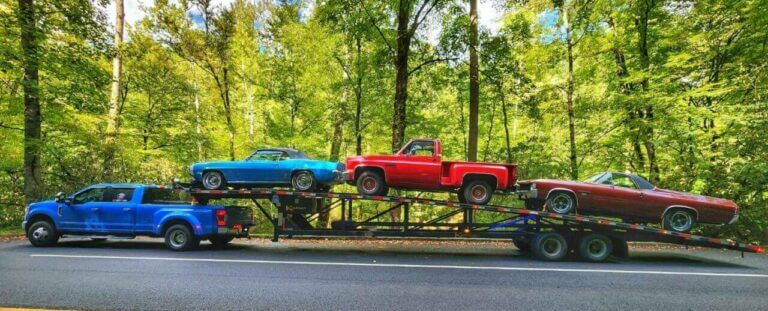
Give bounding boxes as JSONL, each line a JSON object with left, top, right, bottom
{"left": 652, "top": 188, "right": 736, "bottom": 206}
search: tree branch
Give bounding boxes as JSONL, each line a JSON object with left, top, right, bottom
{"left": 0, "top": 122, "right": 23, "bottom": 131}
{"left": 408, "top": 57, "right": 456, "bottom": 76}
{"left": 357, "top": 0, "right": 395, "bottom": 54}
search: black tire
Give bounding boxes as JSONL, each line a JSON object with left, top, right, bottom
{"left": 577, "top": 234, "right": 613, "bottom": 262}
{"left": 27, "top": 220, "right": 59, "bottom": 247}
{"left": 531, "top": 232, "right": 568, "bottom": 261}
{"left": 461, "top": 179, "right": 494, "bottom": 205}
{"left": 546, "top": 191, "right": 576, "bottom": 214}
{"left": 291, "top": 171, "right": 317, "bottom": 192}
{"left": 356, "top": 171, "right": 388, "bottom": 196}
{"left": 164, "top": 224, "right": 200, "bottom": 251}
{"left": 201, "top": 171, "right": 227, "bottom": 190}
{"left": 513, "top": 239, "right": 531, "bottom": 252}
{"left": 663, "top": 208, "right": 696, "bottom": 233}
{"left": 209, "top": 235, "right": 235, "bottom": 247}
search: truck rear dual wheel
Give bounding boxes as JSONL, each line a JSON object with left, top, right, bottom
{"left": 164, "top": 224, "right": 200, "bottom": 251}
{"left": 356, "top": 171, "right": 389, "bottom": 196}
{"left": 577, "top": 234, "right": 613, "bottom": 263}
{"left": 27, "top": 220, "right": 59, "bottom": 247}
{"left": 531, "top": 232, "right": 568, "bottom": 261}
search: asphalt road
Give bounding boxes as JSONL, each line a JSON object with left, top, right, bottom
{"left": 1, "top": 238, "right": 767, "bottom": 311}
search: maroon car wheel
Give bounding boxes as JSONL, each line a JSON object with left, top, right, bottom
{"left": 663, "top": 209, "right": 696, "bottom": 233}
{"left": 546, "top": 192, "right": 576, "bottom": 214}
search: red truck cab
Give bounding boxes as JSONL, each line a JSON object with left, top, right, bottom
{"left": 346, "top": 139, "right": 517, "bottom": 204}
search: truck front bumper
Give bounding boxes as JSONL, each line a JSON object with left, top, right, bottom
{"left": 217, "top": 225, "right": 250, "bottom": 237}
{"left": 516, "top": 189, "right": 538, "bottom": 200}
{"left": 21, "top": 221, "right": 27, "bottom": 230}
{"left": 332, "top": 170, "right": 349, "bottom": 184}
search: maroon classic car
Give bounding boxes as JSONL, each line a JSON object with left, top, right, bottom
{"left": 516, "top": 172, "right": 739, "bottom": 233}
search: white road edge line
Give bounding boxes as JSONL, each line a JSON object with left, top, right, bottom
{"left": 29, "top": 254, "right": 768, "bottom": 278}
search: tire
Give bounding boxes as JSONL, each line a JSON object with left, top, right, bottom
{"left": 291, "top": 171, "right": 317, "bottom": 192}
{"left": 356, "top": 171, "right": 388, "bottom": 196}
{"left": 531, "top": 232, "right": 568, "bottom": 261}
{"left": 27, "top": 220, "right": 59, "bottom": 247}
{"left": 201, "top": 171, "right": 226, "bottom": 190}
{"left": 461, "top": 179, "right": 494, "bottom": 205}
{"left": 546, "top": 191, "right": 576, "bottom": 214}
{"left": 663, "top": 209, "right": 696, "bottom": 233}
{"left": 513, "top": 239, "right": 531, "bottom": 252}
{"left": 577, "top": 234, "right": 613, "bottom": 262}
{"left": 164, "top": 224, "right": 200, "bottom": 251}
{"left": 209, "top": 235, "right": 234, "bottom": 247}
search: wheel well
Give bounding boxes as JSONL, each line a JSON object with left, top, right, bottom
{"left": 26, "top": 214, "right": 55, "bottom": 231}
{"left": 462, "top": 174, "right": 497, "bottom": 190}
{"left": 355, "top": 166, "right": 385, "bottom": 181}
{"left": 663, "top": 206, "right": 699, "bottom": 221}
{"left": 161, "top": 219, "right": 193, "bottom": 236}
{"left": 291, "top": 169, "right": 315, "bottom": 178}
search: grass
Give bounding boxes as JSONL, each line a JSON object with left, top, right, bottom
{"left": 0, "top": 226, "right": 24, "bottom": 238}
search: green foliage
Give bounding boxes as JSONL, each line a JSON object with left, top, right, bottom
{"left": 1, "top": 0, "right": 767, "bottom": 243}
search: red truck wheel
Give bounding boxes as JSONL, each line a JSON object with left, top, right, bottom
{"left": 461, "top": 180, "right": 494, "bottom": 205}
{"left": 356, "top": 171, "right": 388, "bottom": 196}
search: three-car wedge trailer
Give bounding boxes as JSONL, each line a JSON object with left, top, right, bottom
{"left": 180, "top": 185, "right": 764, "bottom": 262}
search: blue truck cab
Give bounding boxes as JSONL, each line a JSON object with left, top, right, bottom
{"left": 22, "top": 184, "right": 254, "bottom": 251}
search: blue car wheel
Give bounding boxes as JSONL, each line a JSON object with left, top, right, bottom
{"left": 291, "top": 171, "right": 316, "bottom": 191}
{"left": 202, "top": 171, "right": 226, "bottom": 190}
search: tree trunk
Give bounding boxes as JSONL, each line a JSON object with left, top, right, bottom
{"left": 563, "top": 7, "right": 578, "bottom": 180}
{"left": 223, "top": 68, "right": 235, "bottom": 161}
{"left": 354, "top": 36, "right": 364, "bottom": 155}
{"left": 467, "top": 0, "right": 479, "bottom": 162}
{"left": 392, "top": 0, "right": 411, "bottom": 152}
{"left": 498, "top": 84, "right": 512, "bottom": 163}
{"left": 104, "top": 0, "right": 125, "bottom": 179}
{"left": 18, "top": 0, "right": 43, "bottom": 203}
{"left": 635, "top": 0, "right": 658, "bottom": 182}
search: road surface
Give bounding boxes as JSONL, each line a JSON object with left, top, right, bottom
{"left": 1, "top": 238, "right": 767, "bottom": 310}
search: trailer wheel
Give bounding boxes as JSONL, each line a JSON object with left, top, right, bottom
{"left": 461, "top": 179, "right": 494, "bottom": 205}
{"left": 577, "top": 234, "right": 613, "bottom": 262}
{"left": 546, "top": 191, "right": 576, "bottom": 214}
{"left": 27, "top": 220, "right": 59, "bottom": 247}
{"left": 532, "top": 232, "right": 568, "bottom": 261}
{"left": 513, "top": 239, "right": 531, "bottom": 252}
{"left": 164, "top": 224, "right": 200, "bottom": 251}
{"left": 202, "top": 171, "right": 227, "bottom": 190}
{"left": 356, "top": 171, "right": 388, "bottom": 196}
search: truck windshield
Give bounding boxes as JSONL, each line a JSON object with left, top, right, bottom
{"left": 142, "top": 188, "right": 193, "bottom": 204}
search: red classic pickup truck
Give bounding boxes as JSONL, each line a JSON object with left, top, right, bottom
{"left": 345, "top": 139, "right": 517, "bottom": 204}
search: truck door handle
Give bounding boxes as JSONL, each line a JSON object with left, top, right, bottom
{"left": 384, "top": 164, "right": 396, "bottom": 167}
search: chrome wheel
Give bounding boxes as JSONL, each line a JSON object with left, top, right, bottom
{"left": 32, "top": 227, "right": 49, "bottom": 241}
{"left": 470, "top": 184, "right": 489, "bottom": 202}
{"left": 202, "top": 172, "right": 223, "bottom": 190}
{"left": 169, "top": 230, "right": 187, "bottom": 249}
{"left": 292, "top": 172, "right": 315, "bottom": 191}
{"left": 669, "top": 210, "right": 694, "bottom": 232}
{"left": 548, "top": 193, "right": 574, "bottom": 214}
{"left": 361, "top": 176, "right": 377, "bottom": 192}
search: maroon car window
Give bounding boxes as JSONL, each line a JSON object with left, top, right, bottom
{"left": 611, "top": 174, "right": 638, "bottom": 189}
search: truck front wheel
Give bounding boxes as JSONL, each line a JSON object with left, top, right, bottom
{"left": 164, "top": 224, "right": 200, "bottom": 251}
{"left": 27, "top": 220, "right": 59, "bottom": 247}
{"left": 356, "top": 171, "right": 388, "bottom": 196}
{"left": 461, "top": 180, "right": 494, "bottom": 205}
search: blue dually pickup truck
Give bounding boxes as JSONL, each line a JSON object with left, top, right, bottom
{"left": 22, "top": 183, "right": 254, "bottom": 251}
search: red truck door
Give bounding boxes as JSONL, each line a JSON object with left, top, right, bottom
{"left": 390, "top": 140, "right": 441, "bottom": 189}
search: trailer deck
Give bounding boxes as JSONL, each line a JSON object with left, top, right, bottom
{"left": 180, "top": 185, "right": 764, "bottom": 261}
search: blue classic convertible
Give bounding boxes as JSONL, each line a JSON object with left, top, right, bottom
{"left": 189, "top": 148, "right": 346, "bottom": 191}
